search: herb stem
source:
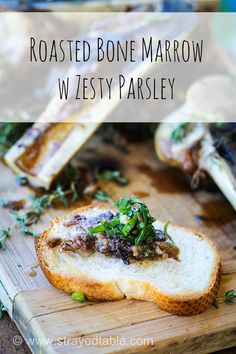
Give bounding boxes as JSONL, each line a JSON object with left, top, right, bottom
{"left": 0, "top": 185, "right": 79, "bottom": 249}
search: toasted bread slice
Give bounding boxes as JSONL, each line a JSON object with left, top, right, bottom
{"left": 35, "top": 205, "right": 221, "bottom": 315}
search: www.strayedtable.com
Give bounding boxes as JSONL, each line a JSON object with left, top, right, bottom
{"left": 12, "top": 334, "right": 154, "bottom": 349}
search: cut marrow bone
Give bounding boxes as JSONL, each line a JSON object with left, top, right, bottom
{"left": 199, "top": 132, "right": 236, "bottom": 210}
{"left": 155, "top": 75, "right": 236, "bottom": 210}
{"left": 4, "top": 121, "right": 100, "bottom": 190}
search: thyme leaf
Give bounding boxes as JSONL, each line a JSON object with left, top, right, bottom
{"left": 96, "top": 169, "right": 129, "bottom": 186}
{"left": 94, "top": 190, "right": 111, "bottom": 202}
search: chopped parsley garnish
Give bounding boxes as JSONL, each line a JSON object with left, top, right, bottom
{"left": 88, "top": 197, "right": 163, "bottom": 246}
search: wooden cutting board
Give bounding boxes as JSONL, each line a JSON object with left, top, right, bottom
{"left": 0, "top": 132, "right": 236, "bottom": 354}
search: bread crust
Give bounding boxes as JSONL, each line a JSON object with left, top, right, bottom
{"left": 35, "top": 205, "right": 221, "bottom": 315}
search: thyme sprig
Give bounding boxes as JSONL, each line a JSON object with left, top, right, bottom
{"left": 0, "top": 165, "right": 128, "bottom": 248}
{"left": 0, "top": 183, "right": 80, "bottom": 249}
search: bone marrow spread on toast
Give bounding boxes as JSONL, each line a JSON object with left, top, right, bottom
{"left": 36, "top": 197, "right": 221, "bottom": 315}
{"left": 47, "top": 198, "right": 179, "bottom": 265}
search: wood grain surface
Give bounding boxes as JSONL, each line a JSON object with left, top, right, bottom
{"left": 1, "top": 313, "right": 235, "bottom": 354}
{"left": 0, "top": 130, "right": 236, "bottom": 354}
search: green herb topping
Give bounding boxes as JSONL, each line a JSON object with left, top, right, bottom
{"left": 89, "top": 197, "right": 161, "bottom": 246}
